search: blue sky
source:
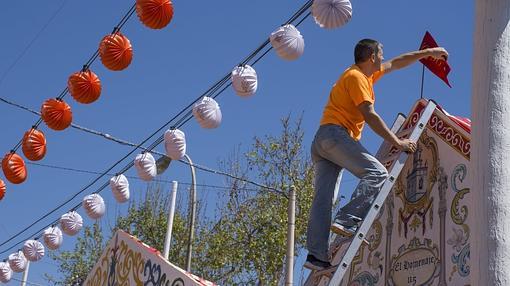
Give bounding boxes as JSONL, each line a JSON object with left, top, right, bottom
{"left": 0, "top": 0, "right": 473, "bottom": 284}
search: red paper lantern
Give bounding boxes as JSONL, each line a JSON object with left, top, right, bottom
{"left": 0, "top": 179, "right": 5, "bottom": 201}
{"left": 41, "top": 98, "right": 72, "bottom": 131}
{"left": 2, "top": 153, "right": 27, "bottom": 184}
{"left": 22, "top": 128, "right": 47, "bottom": 161}
{"left": 136, "top": 0, "right": 174, "bottom": 29}
{"left": 99, "top": 32, "right": 133, "bottom": 71}
{"left": 68, "top": 70, "right": 102, "bottom": 104}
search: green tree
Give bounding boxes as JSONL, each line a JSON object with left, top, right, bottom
{"left": 47, "top": 115, "right": 315, "bottom": 285}
{"left": 191, "top": 115, "right": 314, "bottom": 285}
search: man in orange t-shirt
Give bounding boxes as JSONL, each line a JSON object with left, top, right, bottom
{"left": 305, "top": 39, "right": 448, "bottom": 270}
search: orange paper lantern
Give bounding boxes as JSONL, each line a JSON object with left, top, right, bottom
{"left": 68, "top": 70, "right": 102, "bottom": 104}
{"left": 0, "top": 179, "right": 5, "bottom": 201}
{"left": 2, "top": 153, "right": 27, "bottom": 184}
{"left": 136, "top": 0, "right": 174, "bottom": 29}
{"left": 99, "top": 32, "right": 133, "bottom": 71}
{"left": 41, "top": 98, "right": 72, "bottom": 131}
{"left": 22, "top": 128, "right": 47, "bottom": 161}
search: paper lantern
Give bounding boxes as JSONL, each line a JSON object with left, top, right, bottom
{"left": 0, "top": 179, "right": 5, "bottom": 201}
{"left": 0, "top": 262, "right": 12, "bottom": 283}
{"left": 136, "top": 0, "right": 174, "bottom": 29}
{"left": 99, "top": 32, "right": 133, "bottom": 71}
{"left": 2, "top": 153, "right": 27, "bottom": 184}
{"left": 312, "top": 0, "right": 352, "bottom": 29}
{"left": 8, "top": 251, "right": 27, "bottom": 273}
{"left": 164, "top": 129, "right": 186, "bottom": 160}
{"left": 22, "top": 128, "right": 47, "bottom": 161}
{"left": 134, "top": 153, "right": 157, "bottom": 181}
{"left": 41, "top": 98, "right": 72, "bottom": 131}
{"left": 68, "top": 70, "right": 102, "bottom": 104}
{"left": 60, "top": 211, "right": 83, "bottom": 236}
{"left": 269, "top": 24, "right": 305, "bottom": 61}
{"left": 83, "top": 194, "right": 106, "bottom": 220}
{"left": 110, "top": 174, "right": 130, "bottom": 203}
{"left": 192, "top": 97, "right": 222, "bottom": 129}
{"left": 43, "top": 226, "right": 63, "bottom": 250}
{"left": 23, "top": 240, "right": 45, "bottom": 262}
{"left": 231, "top": 65, "right": 258, "bottom": 97}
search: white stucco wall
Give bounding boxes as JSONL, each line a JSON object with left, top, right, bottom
{"left": 472, "top": 1, "right": 510, "bottom": 285}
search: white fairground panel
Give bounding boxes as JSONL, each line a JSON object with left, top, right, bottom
{"left": 306, "top": 99, "right": 472, "bottom": 286}
{"left": 84, "top": 229, "right": 216, "bottom": 286}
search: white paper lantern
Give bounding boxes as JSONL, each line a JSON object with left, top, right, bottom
{"left": 312, "top": 0, "right": 352, "bottom": 29}
{"left": 0, "top": 262, "right": 12, "bottom": 283}
{"left": 231, "top": 65, "right": 258, "bottom": 97}
{"left": 60, "top": 211, "right": 83, "bottom": 236}
{"left": 8, "top": 251, "right": 27, "bottom": 273}
{"left": 23, "top": 240, "right": 45, "bottom": 262}
{"left": 164, "top": 129, "right": 186, "bottom": 160}
{"left": 83, "top": 193, "right": 106, "bottom": 220}
{"left": 110, "top": 174, "right": 130, "bottom": 203}
{"left": 192, "top": 97, "right": 222, "bottom": 129}
{"left": 269, "top": 24, "right": 305, "bottom": 61}
{"left": 134, "top": 153, "right": 157, "bottom": 181}
{"left": 43, "top": 226, "right": 63, "bottom": 250}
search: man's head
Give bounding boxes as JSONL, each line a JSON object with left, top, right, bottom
{"left": 354, "top": 39, "right": 383, "bottom": 71}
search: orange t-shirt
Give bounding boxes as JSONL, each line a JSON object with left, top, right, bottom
{"left": 320, "top": 65, "right": 385, "bottom": 140}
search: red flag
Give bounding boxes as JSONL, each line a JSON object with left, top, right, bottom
{"left": 419, "top": 31, "right": 451, "bottom": 88}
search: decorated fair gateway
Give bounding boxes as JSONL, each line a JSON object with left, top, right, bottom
{"left": 306, "top": 99, "right": 472, "bottom": 286}
{"left": 84, "top": 230, "right": 216, "bottom": 286}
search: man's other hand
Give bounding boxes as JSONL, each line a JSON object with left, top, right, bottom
{"left": 396, "top": 138, "right": 417, "bottom": 153}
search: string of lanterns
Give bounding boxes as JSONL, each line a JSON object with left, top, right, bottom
{"left": 0, "top": 0, "right": 174, "bottom": 189}
{"left": 0, "top": 0, "right": 352, "bottom": 283}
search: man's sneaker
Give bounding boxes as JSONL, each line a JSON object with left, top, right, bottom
{"left": 303, "top": 254, "right": 332, "bottom": 271}
{"left": 331, "top": 221, "right": 356, "bottom": 236}
{"left": 330, "top": 222, "right": 369, "bottom": 245}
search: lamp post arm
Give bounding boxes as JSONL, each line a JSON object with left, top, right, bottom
{"left": 184, "top": 154, "right": 197, "bottom": 272}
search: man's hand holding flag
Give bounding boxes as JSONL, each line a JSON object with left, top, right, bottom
{"left": 419, "top": 31, "right": 452, "bottom": 87}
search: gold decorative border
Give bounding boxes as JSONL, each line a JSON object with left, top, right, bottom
{"left": 428, "top": 113, "right": 470, "bottom": 160}
{"left": 401, "top": 100, "right": 470, "bottom": 160}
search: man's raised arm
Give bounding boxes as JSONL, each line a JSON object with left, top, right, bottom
{"left": 382, "top": 47, "right": 448, "bottom": 74}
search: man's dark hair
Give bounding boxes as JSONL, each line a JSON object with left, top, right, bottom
{"left": 354, "top": 39, "right": 380, "bottom": 64}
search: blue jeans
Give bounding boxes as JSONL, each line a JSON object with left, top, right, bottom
{"left": 306, "top": 124, "right": 388, "bottom": 261}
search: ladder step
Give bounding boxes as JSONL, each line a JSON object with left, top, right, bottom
{"left": 379, "top": 152, "right": 401, "bottom": 166}
{"left": 378, "top": 129, "right": 412, "bottom": 163}
{"left": 395, "top": 127, "right": 413, "bottom": 139}
{"left": 314, "top": 265, "right": 338, "bottom": 278}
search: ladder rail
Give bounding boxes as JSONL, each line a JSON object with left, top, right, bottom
{"left": 327, "top": 101, "right": 436, "bottom": 286}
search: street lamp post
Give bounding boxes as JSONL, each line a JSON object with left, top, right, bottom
{"left": 183, "top": 154, "right": 197, "bottom": 272}
{"left": 155, "top": 153, "right": 197, "bottom": 272}
{"left": 163, "top": 181, "right": 179, "bottom": 260}
{"left": 285, "top": 186, "right": 296, "bottom": 286}
{"left": 21, "top": 261, "right": 30, "bottom": 286}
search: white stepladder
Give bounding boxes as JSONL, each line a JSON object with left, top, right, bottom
{"left": 322, "top": 101, "right": 437, "bottom": 286}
